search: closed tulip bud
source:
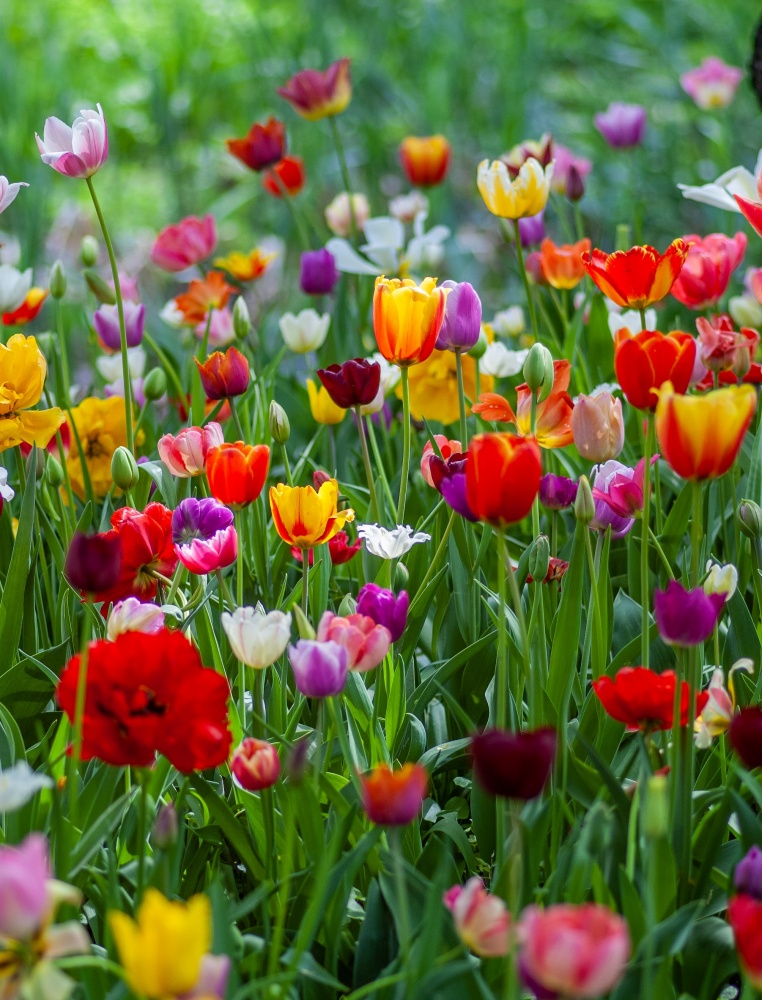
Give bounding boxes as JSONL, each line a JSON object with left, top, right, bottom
{"left": 143, "top": 367, "right": 167, "bottom": 401}
{"left": 574, "top": 475, "right": 595, "bottom": 525}
{"left": 112, "top": 446, "right": 139, "bottom": 491}
{"left": 293, "top": 603, "right": 317, "bottom": 641}
{"left": 730, "top": 295, "right": 762, "bottom": 329}
{"left": 523, "top": 343, "right": 554, "bottom": 402}
{"left": 84, "top": 268, "right": 116, "bottom": 305}
{"left": 571, "top": 392, "right": 624, "bottom": 462}
{"left": 394, "top": 561, "right": 409, "bottom": 589}
{"left": 735, "top": 846, "right": 762, "bottom": 899}
{"left": 338, "top": 593, "right": 357, "bottom": 616}
{"left": 45, "top": 454, "right": 64, "bottom": 488}
{"left": 642, "top": 774, "right": 669, "bottom": 839}
{"left": 529, "top": 534, "right": 550, "bottom": 582}
{"left": 269, "top": 400, "right": 290, "bottom": 444}
{"left": 49, "top": 260, "right": 67, "bottom": 300}
{"left": 80, "top": 235, "right": 99, "bottom": 266}
{"left": 566, "top": 165, "right": 586, "bottom": 202}
{"left": 233, "top": 296, "right": 251, "bottom": 339}
{"left": 739, "top": 500, "right": 762, "bottom": 539}
{"left": 470, "top": 327, "right": 489, "bottom": 361}
{"left": 231, "top": 738, "right": 280, "bottom": 792}
{"left": 153, "top": 803, "right": 178, "bottom": 849}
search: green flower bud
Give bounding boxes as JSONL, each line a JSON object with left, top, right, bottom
{"left": 143, "top": 367, "right": 167, "bottom": 401}
{"left": 111, "top": 446, "right": 139, "bottom": 492}
{"left": 45, "top": 454, "right": 64, "bottom": 489}
{"left": 269, "top": 400, "right": 290, "bottom": 444}
{"left": 470, "top": 327, "right": 489, "bottom": 361}
{"left": 338, "top": 593, "right": 357, "bottom": 617}
{"left": 574, "top": 475, "right": 595, "bottom": 525}
{"left": 292, "top": 603, "right": 316, "bottom": 640}
{"left": 642, "top": 774, "right": 669, "bottom": 840}
{"left": 84, "top": 269, "right": 116, "bottom": 305}
{"left": 394, "top": 561, "right": 409, "bottom": 589}
{"left": 233, "top": 296, "right": 251, "bottom": 340}
{"left": 529, "top": 534, "right": 550, "bottom": 583}
{"left": 523, "top": 342, "right": 555, "bottom": 403}
{"left": 738, "top": 499, "right": 762, "bottom": 540}
{"left": 80, "top": 235, "right": 99, "bottom": 267}
{"left": 49, "top": 260, "right": 67, "bottom": 300}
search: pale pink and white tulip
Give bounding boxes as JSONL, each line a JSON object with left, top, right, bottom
{"left": 158, "top": 422, "right": 224, "bottom": 478}
{"left": 36, "top": 105, "right": 108, "bottom": 178}
{"left": 571, "top": 391, "right": 624, "bottom": 462}
{"left": 107, "top": 597, "right": 165, "bottom": 641}
{"left": 443, "top": 878, "right": 511, "bottom": 957}
{"left": 0, "top": 176, "right": 28, "bottom": 214}
{"left": 221, "top": 605, "right": 292, "bottom": 669}
{"left": 681, "top": 57, "right": 743, "bottom": 110}
{"left": 316, "top": 611, "right": 391, "bottom": 672}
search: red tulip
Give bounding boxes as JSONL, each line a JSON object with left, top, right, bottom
{"left": 593, "top": 666, "right": 709, "bottom": 731}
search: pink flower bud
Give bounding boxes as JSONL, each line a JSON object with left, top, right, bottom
{"left": 571, "top": 392, "right": 624, "bottom": 462}
{"left": 231, "top": 738, "right": 280, "bottom": 791}
{"left": 444, "top": 878, "right": 511, "bottom": 957}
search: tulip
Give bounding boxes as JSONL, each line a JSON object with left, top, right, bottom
{"left": 443, "top": 878, "right": 511, "bottom": 958}
{"left": 425, "top": 449, "right": 475, "bottom": 521}
{"left": 519, "top": 903, "right": 631, "bottom": 999}
{"left": 300, "top": 248, "right": 339, "bottom": 295}
{"left": 472, "top": 359, "right": 574, "bottom": 449}
{"left": 399, "top": 135, "right": 451, "bottom": 187}
{"left": 582, "top": 240, "right": 689, "bottom": 309}
{"left": 292, "top": 530, "right": 362, "bottom": 567}
{"left": 614, "top": 330, "right": 696, "bottom": 410}
{"left": 729, "top": 895, "right": 762, "bottom": 989}
{"left": 671, "top": 233, "right": 746, "bottom": 309}
{"left": 0, "top": 833, "right": 53, "bottom": 940}
{"left": 262, "top": 156, "right": 306, "bottom": 197}
{"left": 655, "top": 381, "right": 756, "bottom": 480}
{"left": 221, "top": 605, "right": 292, "bottom": 669}
{"left": 551, "top": 144, "right": 592, "bottom": 196}
{"left": 317, "top": 358, "right": 381, "bottom": 409}
{"left": 480, "top": 341, "right": 529, "bottom": 378}
{"left": 539, "top": 473, "right": 578, "bottom": 510}
{"left": 591, "top": 456, "right": 656, "bottom": 518}
{"left": 517, "top": 210, "right": 545, "bottom": 247}
{"left": 36, "top": 104, "right": 108, "bottom": 178}
{"left": 0, "top": 467, "right": 14, "bottom": 517}
{"left": 0, "top": 762, "right": 53, "bottom": 814}
{"left": 492, "top": 306, "right": 525, "bottom": 338}
{"left": 65, "top": 531, "right": 122, "bottom": 595}
{"left": 594, "top": 666, "right": 708, "bottom": 730}
{"left": 539, "top": 238, "right": 591, "bottom": 290}
{"left": 359, "top": 763, "right": 428, "bottom": 825}
{"left": 158, "top": 423, "right": 224, "bottom": 478}
{"left": 696, "top": 314, "right": 759, "bottom": 374}
{"left": 593, "top": 101, "right": 646, "bottom": 148}
{"left": 195, "top": 306, "right": 236, "bottom": 347}
{"left": 356, "top": 584, "right": 408, "bottom": 642}
{"left": 730, "top": 706, "right": 762, "bottom": 769}
{"left": 694, "top": 660, "right": 752, "bottom": 748}
{"left": 172, "top": 498, "right": 237, "bottom": 575}
{"left": 325, "top": 192, "right": 370, "bottom": 237}
{"left": 356, "top": 523, "right": 430, "bottom": 559}
{"left": 477, "top": 157, "right": 553, "bottom": 219}
{"left": 289, "top": 639, "right": 349, "bottom": 697}
{"left": 93, "top": 300, "right": 145, "bottom": 350}
{"left": 736, "top": 847, "right": 762, "bottom": 899}
{"left": 373, "top": 276, "right": 447, "bottom": 367}
{"left": 279, "top": 308, "right": 330, "bottom": 353}
{"left": 420, "top": 436, "right": 462, "bottom": 487}
{"left": 225, "top": 117, "right": 286, "bottom": 171}
{"left": 0, "top": 175, "right": 28, "bottom": 214}
{"left": 278, "top": 58, "right": 352, "bottom": 120}
{"left": 207, "top": 442, "right": 270, "bottom": 508}
{"left": 470, "top": 727, "right": 556, "bottom": 799}
{"left": 107, "top": 597, "right": 165, "bottom": 640}
{"left": 681, "top": 57, "right": 743, "bottom": 109}
{"left": 172, "top": 271, "right": 233, "bottom": 327}
{"left": 0, "top": 265, "right": 32, "bottom": 314}
{"left": 150, "top": 214, "right": 217, "bottom": 272}
{"left": 231, "top": 738, "right": 280, "bottom": 791}
{"left": 270, "top": 479, "right": 354, "bottom": 550}
{"left": 465, "top": 432, "right": 541, "bottom": 526}
{"left": 654, "top": 580, "right": 725, "bottom": 647}
{"left": 214, "top": 248, "right": 277, "bottom": 282}
{"left": 195, "top": 347, "right": 249, "bottom": 400}
{"left": 571, "top": 391, "right": 624, "bottom": 461}
{"left": 389, "top": 190, "right": 429, "bottom": 222}
{"left": 307, "top": 378, "right": 346, "bottom": 425}
{"left": 2, "top": 287, "right": 48, "bottom": 327}
{"left": 316, "top": 611, "right": 391, "bottom": 672}
{"left": 704, "top": 560, "right": 738, "bottom": 600}
{"left": 503, "top": 134, "right": 553, "bottom": 175}
{"left": 435, "top": 281, "right": 482, "bottom": 352}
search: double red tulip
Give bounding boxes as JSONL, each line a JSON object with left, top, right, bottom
{"left": 465, "top": 432, "right": 541, "bottom": 526}
{"left": 593, "top": 666, "right": 709, "bottom": 731}
{"left": 613, "top": 329, "right": 696, "bottom": 410}
{"left": 582, "top": 240, "right": 689, "bottom": 309}
{"left": 226, "top": 117, "right": 286, "bottom": 172}
{"left": 92, "top": 503, "right": 177, "bottom": 606}
{"left": 195, "top": 347, "right": 249, "bottom": 400}
{"left": 317, "top": 358, "right": 381, "bottom": 409}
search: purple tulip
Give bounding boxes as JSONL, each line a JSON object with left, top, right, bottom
{"left": 172, "top": 497, "right": 237, "bottom": 575}
{"left": 518, "top": 210, "right": 545, "bottom": 248}
{"left": 594, "top": 102, "right": 647, "bottom": 149}
{"left": 435, "top": 281, "right": 482, "bottom": 352}
{"left": 539, "top": 474, "right": 578, "bottom": 511}
{"left": 93, "top": 301, "right": 145, "bottom": 349}
{"left": 289, "top": 639, "right": 349, "bottom": 698}
{"left": 589, "top": 461, "right": 636, "bottom": 538}
{"left": 300, "top": 248, "right": 339, "bottom": 295}
{"left": 735, "top": 846, "right": 762, "bottom": 899}
{"left": 654, "top": 580, "right": 725, "bottom": 647}
{"left": 356, "top": 584, "right": 409, "bottom": 643}
{"left": 428, "top": 453, "right": 476, "bottom": 521}
{"left": 591, "top": 455, "right": 658, "bottom": 518}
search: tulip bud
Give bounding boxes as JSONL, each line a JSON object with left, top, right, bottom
{"left": 153, "top": 803, "right": 179, "bottom": 848}
{"left": 284, "top": 738, "right": 310, "bottom": 784}
{"left": 729, "top": 295, "right": 762, "bottom": 329}
{"left": 231, "top": 738, "right": 280, "bottom": 792}
{"left": 313, "top": 470, "right": 331, "bottom": 489}
{"left": 470, "top": 327, "right": 489, "bottom": 361}
{"left": 293, "top": 603, "right": 316, "bottom": 640}
{"left": 615, "top": 224, "right": 631, "bottom": 252}
{"left": 571, "top": 392, "right": 624, "bottom": 462}
{"left": 735, "top": 845, "right": 762, "bottom": 900}
{"left": 84, "top": 268, "right": 116, "bottom": 305}
{"left": 733, "top": 337, "right": 753, "bottom": 380}
{"left": 45, "top": 454, "right": 64, "bottom": 489}
{"left": 394, "top": 561, "right": 409, "bottom": 589}
{"left": 574, "top": 475, "right": 595, "bottom": 525}
{"left": 269, "top": 400, "right": 290, "bottom": 444}
{"left": 80, "top": 235, "right": 99, "bottom": 267}
{"left": 49, "top": 260, "right": 67, "bottom": 300}
{"left": 529, "top": 534, "right": 550, "bottom": 583}
{"left": 111, "top": 446, "right": 139, "bottom": 492}
{"left": 338, "top": 593, "right": 357, "bottom": 617}
{"left": 143, "top": 367, "right": 167, "bottom": 401}
{"left": 566, "top": 165, "right": 585, "bottom": 203}
{"left": 642, "top": 774, "right": 669, "bottom": 840}
{"left": 523, "top": 343, "right": 554, "bottom": 403}
{"left": 233, "top": 296, "right": 251, "bottom": 339}
{"left": 738, "top": 500, "right": 762, "bottom": 539}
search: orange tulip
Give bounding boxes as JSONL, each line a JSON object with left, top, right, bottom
{"left": 614, "top": 329, "right": 695, "bottom": 411}
{"left": 262, "top": 156, "right": 306, "bottom": 198}
{"left": 399, "top": 136, "right": 451, "bottom": 187}
{"left": 581, "top": 240, "right": 689, "bottom": 309}
{"left": 207, "top": 441, "right": 270, "bottom": 508}
{"left": 174, "top": 271, "right": 234, "bottom": 325}
{"left": 465, "top": 432, "right": 542, "bottom": 526}
{"left": 539, "top": 238, "right": 590, "bottom": 290}
{"left": 655, "top": 381, "right": 756, "bottom": 480}
{"left": 472, "top": 360, "right": 574, "bottom": 449}
{"left": 360, "top": 763, "right": 428, "bottom": 825}
{"left": 373, "top": 276, "right": 447, "bottom": 367}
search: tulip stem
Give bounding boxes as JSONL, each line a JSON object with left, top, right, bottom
{"left": 86, "top": 177, "right": 134, "bottom": 456}
{"left": 640, "top": 413, "right": 654, "bottom": 667}
{"left": 512, "top": 219, "right": 540, "bottom": 343}
{"left": 55, "top": 299, "right": 72, "bottom": 408}
{"left": 329, "top": 117, "right": 358, "bottom": 241}
{"left": 390, "top": 827, "right": 413, "bottom": 986}
{"left": 270, "top": 169, "right": 311, "bottom": 252}
{"left": 396, "top": 367, "right": 411, "bottom": 524}
{"left": 366, "top": 418, "right": 396, "bottom": 514}
{"left": 639, "top": 308, "right": 647, "bottom": 333}
{"left": 355, "top": 407, "right": 379, "bottom": 521}
{"left": 302, "top": 552, "right": 310, "bottom": 618}
{"left": 690, "top": 479, "right": 703, "bottom": 587}
{"left": 495, "top": 529, "right": 510, "bottom": 729}
{"left": 68, "top": 607, "right": 91, "bottom": 832}
{"left": 228, "top": 396, "right": 246, "bottom": 440}
{"left": 409, "top": 510, "right": 456, "bottom": 617}
{"left": 280, "top": 443, "right": 294, "bottom": 486}
{"left": 455, "top": 348, "right": 468, "bottom": 448}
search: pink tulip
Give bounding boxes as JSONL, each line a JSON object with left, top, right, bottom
{"left": 195, "top": 306, "right": 235, "bottom": 347}
{"left": 158, "top": 422, "right": 224, "bottom": 477}
{"left": 519, "top": 903, "right": 630, "bottom": 999}
{"left": 36, "top": 105, "right": 108, "bottom": 179}
{"left": 0, "top": 833, "right": 51, "bottom": 940}
{"left": 0, "top": 176, "right": 28, "bottom": 214}
{"left": 231, "top": 738, "right": 280, "bottom": 792}
{"left": 571, "top": 392, "right": 624, "bottom": 463}
{"left": 680, "top": 57, "right": 743, "bottom": 110}
{"left": 420, "top": 436, "right": 462, "bottom": 488}
{"left": 316, "top": 611, "right": 391, "bottom": 672}
{"left": 443, "top": 878, "right": 511, "bottom": 957}
{"left": 671, "top": 233, "right": 747, "bottom": 310}
{"left": 150, "top": 214, "right": 217, "bottom": 272}
{"left": 175, "top": 524, "right": 237, "bottom": 575}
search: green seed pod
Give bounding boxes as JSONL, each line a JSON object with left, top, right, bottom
{"left": 338, "top": 593, "right": 357, "bottom": 617}
{"left": 84, "top": 269, "right": 116, "bottom": 305}
{"left": 80, "top": 235, "right": 99, "bottom": 267}
{"left": 269, "top": 400, "right": 290, "bottom": 445}
{"left": 49, "top": 260, "right": 67, "bottom": 300}
{"left": 143, "top": 367, "right": 167, "bottom": 401}
{"left": 394, "top": 561, "right": 409, "bottom": 589}
{"left": 111, "top": 446, "right": 139, "bottom": 491}
{"left": 292, "top": 603, "right": 316, "bottom": 640}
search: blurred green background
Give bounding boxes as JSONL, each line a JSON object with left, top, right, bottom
{"left": 2, "top": 0, "right": 761, "bottom": 290}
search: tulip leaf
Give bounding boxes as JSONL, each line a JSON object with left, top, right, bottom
{"left": 547, "top": 518, "right": 586, "bottom": 714}
{"left": 0, "top": 455, "right": 36, "bottom": 667}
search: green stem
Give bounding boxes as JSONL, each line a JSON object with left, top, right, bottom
{"left": 143, "top": 331, "right": 187, "bottom": 409}
{"left": 455, "top": 348, "right": 468, "bottom": 447}
{"left": 584, "top": 524, "right": 605, "bottom": 680}
{"left": 329, "top": 117, "right": 357, "bottom": 240}
{"left": 302, "top": 550, "right": 310, "bottom": 617}
{"left": 281, "top": 443, "right": 294, "bottom": 486}
{"left": 641, "top": 413, "right": 654, "bottom": 667}
{"left": 136, "top": 776, "right": 148, "bottom": 903}
{"left": 366, "top": 417, "right": 396, "bottom": 515}
{"left": 391, "top": 828, "right": 413, "bottom": 988}
{"left": 408, "top": 510, "right": 456, "bottom": 616}
{"left": 691, "top": 479, "right": 703, "bottom": 587}
{"left": 355, "top": 407, "right": 378, "bottom": 521}
{"left": 68, "top": 606, "right": 91, "bottom": 829}
{"left": 228, "top": 395, "right": 246, "bottom": 440}
{"left": 648, "top": 525, "right": 674, "bottom": 579}
{"left": 512, "top": 218, "right": 540, "bottom": 343}
{"left": 86, "top": 177, "right": 134, "bottom": 455}
{"left": 270, "top": 170, "right": 311, "bottom": 251}
{"left": 639, "top": 307, "right": 647, "bottom": 332}
{"left": 396, "top": 367, "right": 411, "bottom": 524}
{"left": 495, "top": 529, "right": 509, "bottom": 732}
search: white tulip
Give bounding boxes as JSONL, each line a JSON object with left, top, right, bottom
{"left": 96, "top": 346, "right": 146, "bottom": 382}
{"left": 0, "top": 176, "right": 28, "bottom": 215}
{"left": 222, "top": 605, "right": 292, "bottom": 669}
{"left": 480, "top": 342, "right": 529, "bottom": 378}
{"left": 678, "top": 151, "right": 762, "bottom": 212}
{"left": 0, "top": 265, "right": 31, "bottom": 313}
{"left": 0, "top": 468, "right": 14, "bottom": 506}
{"left": 492, "top": 306, "right": 525, "bottom": 338}
{"left": 278, "top": 309, "right": 330, "bottom": 354}
{"left": 357, "top": 523, "right": 431, "bottom": 560}
{"left": 704, "top": 560, "right": 738, "bottom": 601}
{"left": 607, "top": 307, "right": 656, "bottom": 338}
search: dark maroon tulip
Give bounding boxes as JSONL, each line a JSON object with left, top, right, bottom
{"left": 730, "top": 706, "right": 762, "bottom": 770}
{"left": 65, "top": 531, "right": 122, "bottom": 595}
{"left": 736, "top": 846, "right": 762, "bottom": 899}
{"left": 429, "top": 452, "right": 476, "bottom": 521}
{"left": 654, "top": 580, "right": 724, "bottom": 648}
{"left": 566, "top": 165, "right": 586, "bottom": 203}
{"left": 470, "top": 727, "right": 556, "bottom": 799}
{"left": 317, "top": 358, "right": 381, "bottom": 409}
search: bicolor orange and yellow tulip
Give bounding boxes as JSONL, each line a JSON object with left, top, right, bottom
{"left": 373, "top": 276, "right": 447, "bottom": 367}
{"left": 581, "top": 240, "right": 689, "bottom": 310}
{"left": 269, "top": 478, "right": 355, "bottom": 549}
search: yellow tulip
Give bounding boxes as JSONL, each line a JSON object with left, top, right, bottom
{"left": 66, "top": 396, "right": 134, "bottom": 499}
{"left": 477, "top": 157, "right": 552, "bottom": 219}
{"left": 306, "top": 379, "right": 346, "bottom": 425}
{"left": 402, "top": 349, "right": 494, "bottom": 425}
{"left": 109, "top": 889, "right": 210, "bottom": 999}
{"left": 269, "top": 478, "right": 354, "bottom": 549}
{"left": 0, "top": 334, "right": 64, "bottom": 451}
{"left": 213, "top": 248, "right": 277, "bottom": 282}
{"left": 373, "top": 276, "right": 447, "bottom": 367}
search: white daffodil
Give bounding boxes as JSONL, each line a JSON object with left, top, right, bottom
{"left": 357, "top": 523, "right": 431, "bottom": 559}
{"left": 0, "top": 761, "right": 53, "bottom": 812}
{"left": 326, "top": 211, "right": 449, "bottom": 277}
{"left": 279, "top": 309, "right": 330, "bottom": 354}
{"left": 222, "top": 605, "right": 292, "bottom": 669}
{"left": 480, "top": 342, "right": 529, "bottom": 378}
{"left": 678, "top": 150, "right": 762, "bottom": 212}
